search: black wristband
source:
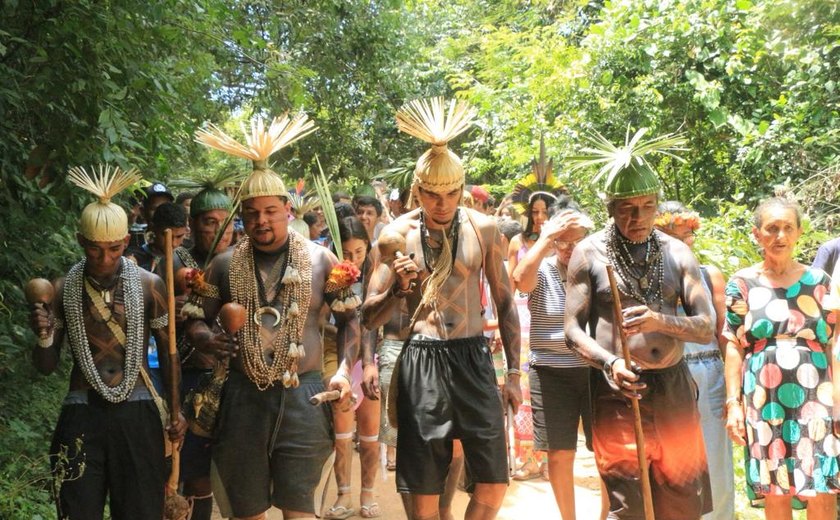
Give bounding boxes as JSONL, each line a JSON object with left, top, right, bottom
{"left": 390, "top": 282, "right": 415, "bottom": 299}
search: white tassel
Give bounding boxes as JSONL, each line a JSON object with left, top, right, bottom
{"left": 291, "top": 372, "right": 300, "bottom": 387}
{"left": 288, "top": 301, "right": 299, "bottom": 316}
{"left": 331, "top": 299, "right": 346, "bottom": 312}
{"left": 282, "top": 370, "right": 292, "bottom": 387}
{"left": 282, "top": 266, "right": 301, "bottom": 284}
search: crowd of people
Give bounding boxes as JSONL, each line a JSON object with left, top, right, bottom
{"left": 26, "top": 98, "right": 840, "bottom": 520}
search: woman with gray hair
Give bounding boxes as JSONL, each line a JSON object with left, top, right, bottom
{"left": 512, "top": 197, "right": 608, "bottom": 520}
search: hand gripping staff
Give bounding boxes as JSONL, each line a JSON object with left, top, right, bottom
{"left": 606, "top": 264, "right": 655, "bottom": 520}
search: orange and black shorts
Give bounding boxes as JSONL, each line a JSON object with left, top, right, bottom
{"left": 592, "top": 360, "right": 712, "bottom": 520}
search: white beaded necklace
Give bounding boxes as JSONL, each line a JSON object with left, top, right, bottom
{"left": 64, "top": 257, "right": 145, "bottom": 403}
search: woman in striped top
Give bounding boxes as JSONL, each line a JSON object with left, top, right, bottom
{"left": 512, "top": 197, "right": 607, "bottom": 520}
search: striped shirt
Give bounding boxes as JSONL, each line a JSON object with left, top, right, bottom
{"left": 528, "top": 258, "right": 586, "bottom": 368}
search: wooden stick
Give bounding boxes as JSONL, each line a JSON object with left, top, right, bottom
{"left": 605, "top": 264, "right": 655, "bottom": 520}
{"left": 309, "top": 390, "right": 341, "bottom": 405}
{"left": 163, "top": 229, "right": 181, "bottom": 497}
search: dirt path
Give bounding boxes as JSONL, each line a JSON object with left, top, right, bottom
{"left": 212, "top": 437, "right": 605, "bottom": 519}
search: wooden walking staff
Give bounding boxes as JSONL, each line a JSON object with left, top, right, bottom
{"left": 163, "top": 229, "right": 190, "bottom": 520}
{"left": 605, "top": 264, "right": 655, "bottom": 520}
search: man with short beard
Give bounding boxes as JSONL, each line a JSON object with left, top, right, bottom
{"left": 187, "top": 114, "right": 359, "bottom": 520}
{"left": 564, "top": 130, "right": 714, "bottom": 520}
{"left": 363, "top": 98, "right": 520, "bottom": 520}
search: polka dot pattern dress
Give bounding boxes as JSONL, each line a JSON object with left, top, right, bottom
{"left": 724, "top": 268, "right": 839, "bottom": 506}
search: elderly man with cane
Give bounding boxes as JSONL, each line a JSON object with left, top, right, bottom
{"left": 564, "top": 129, "right": 714, "bottom": 520}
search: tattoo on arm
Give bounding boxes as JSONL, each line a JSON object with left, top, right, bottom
{"left": 659, "top": 248, "right": 713, "bottom": 343}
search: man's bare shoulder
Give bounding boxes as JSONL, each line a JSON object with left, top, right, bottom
{"left": 307, "top": 237, "right": 338, "bottom": 268}
{"left": 464, "top": 207, "right": 494, "bottom": 228}
{"left": 658, "top": 231, "right": 693, "bottom": 260}
{"left": 384, "top": 209, "right": 420, "bottom": 236}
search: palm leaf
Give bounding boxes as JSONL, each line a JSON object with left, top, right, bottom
{"left": 311, "top": 156, "right": 342, "bottom": 261}
{"left": 567, "top": 126, "right": 687, "bottom": 188}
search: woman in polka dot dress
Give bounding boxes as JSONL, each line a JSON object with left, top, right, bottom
{"left": 724, "top": 197, "right": 840, "bottom": 518}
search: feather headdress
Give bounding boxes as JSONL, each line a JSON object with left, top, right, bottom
{"left": 511, "top": 137, "right": 567, "bottom": 215}
{"left": 195, "top": 113, "right": 317, "bottom": 201}
{"left": 567, "top": 127, "right": 686, "bottom": 200}
{"left": 68, "top": 165, "right": 143, "bottom": 242}
{"left": 396, "top": 97, "right": 476, "bottom": 194}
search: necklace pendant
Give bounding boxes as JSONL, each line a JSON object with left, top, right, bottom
{"left": 253, "top": 306, "right": 282, "bottom": 328}
{"left": 639, "top": 277, "right": 649, "bottom": 290}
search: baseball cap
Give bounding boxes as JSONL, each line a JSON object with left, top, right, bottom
{"left": 144, "top": 182, "right": 175, "bottom": 201}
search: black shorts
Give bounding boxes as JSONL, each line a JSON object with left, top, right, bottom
{"left": 212, "top": 370, "right": 333, "bottom": 517}
{"left": 530, "top": 365, "right": 593, "bottom": 451}
{"left": 50, "top": 390, "right": 166, "bottom": 520}
{"left": 179, "top": 368, "right": 213, "bottom": 483}
{"left": 395, "top": 336, "right": 508, "bottom": 494}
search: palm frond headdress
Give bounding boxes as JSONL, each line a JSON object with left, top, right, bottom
{"left": 169, "top": 171, "right": 245, "bottom": 218}
{"left": 567, "top": 127, "right": 686, "bottom": 200}
{"left": 68, "top": 165, "right": 143, "bottom": 242}
{"left": 195, "top": 113, "right": 317, "bottom": 201}
{"left": 396, "top": 97, "right": 476, "bottom": 195}
{"left": 511, "top": 137, "right": 567, "bottom": 215}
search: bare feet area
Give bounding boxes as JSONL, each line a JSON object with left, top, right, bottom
{"left": 212, "top": 438, "right": 603, "bottom": 519}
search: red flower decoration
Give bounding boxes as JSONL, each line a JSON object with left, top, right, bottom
{"left": 325, "top": 261, "right": 361, "bottom": 293}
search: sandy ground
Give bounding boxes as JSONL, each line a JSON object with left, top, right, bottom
{"left": 211, "top": 436, "right": 605, "bottom": 519}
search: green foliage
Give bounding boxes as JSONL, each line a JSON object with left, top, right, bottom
{"left": 422, "top": 0, "right": 840, "bottom": 226}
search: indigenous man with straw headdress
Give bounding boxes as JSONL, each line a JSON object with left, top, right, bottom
{"left": 186, "top": 114, "right": 359, "bottom": 520}
{"left": 28, "top": 165, "right": 186, "bottom": 520}
{"left": 563, "top": 129, "right": 714, "bottom": 520}
{"left": 362, "top": 97, "right": 521, "bottom": 520}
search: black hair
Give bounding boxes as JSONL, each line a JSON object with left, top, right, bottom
{"left": 334, "top": 202, "right": 355, "bottom": 220}
{"left": 175, "top": 192, "right": 195, "bottom": 205}
{"left": 522, "top": 193, "right": 556, "bottom": 238}
{"left": 353, "top": 195, "right": 383, "bottom": 216}
{"left": 332, "top": 191, "right": 351, "bottom": 204}
{"left": 303, "top": 211, "right": 319, "bottom": 226}
{"left": 152, "top": 202, "right": 187, "bottom": 229}
{"left": 754, "top": 197, "right": 802, "bottom": 228}
{"left": 338, "top": 216, "right": 370, "bottom": 247}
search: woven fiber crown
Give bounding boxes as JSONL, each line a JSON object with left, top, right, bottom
{"left": 195, "top": 113, "right": 316, "bottom": 202}
{"left": 239, "top": 164, "right": 288, "bottom": 201}
{"left": 68, "top": 165, "right": 142, "bottom": 242}
{"left": 396, "top": 97, "right": 476, "bottom": 194}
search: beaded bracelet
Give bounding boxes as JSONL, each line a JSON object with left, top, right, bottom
{"left": 506, "top": 368, "right": 521, "bottom": 377}
{"left": 725, "top": 396, "right": 741, "bottom": 407}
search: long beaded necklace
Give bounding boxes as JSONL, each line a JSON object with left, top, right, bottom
{"left": 64, "top": 257, "right": 145, "bottom": 403}
{"left": 605, "top": 225, "right": 664, "bottom": 308}
{"left": 419, "top": 209, "right": 461, "bottom": 272}
{"left": 229, "top": 232, "right": 312, "bottom": 390}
